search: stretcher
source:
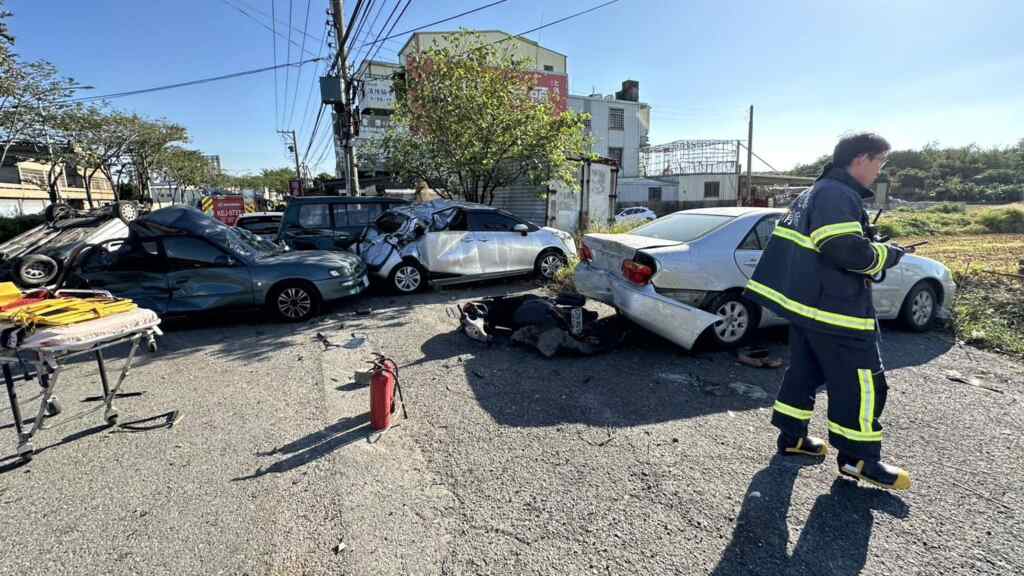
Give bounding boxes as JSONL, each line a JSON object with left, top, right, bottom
{"left": 2, "top": 305, "right": 162, "bottom": 461}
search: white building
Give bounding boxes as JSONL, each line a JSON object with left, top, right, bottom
{"left": 569, "top": 82, "right": 650, "bottom": 178}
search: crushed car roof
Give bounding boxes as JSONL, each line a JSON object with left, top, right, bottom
{"left": 130, "top": 206, "right": 232, "bottom": 239}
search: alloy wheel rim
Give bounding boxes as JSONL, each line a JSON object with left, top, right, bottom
{"left": 541, "top": 255, "right": 563, "bottom": 278}
{"left": 715, "top": 301, "right": 749, "bottom": 342}
{"left": 395, "top": 266, "right": 421, "bottom": 292}
{"left": 23, "top": 262, "right": 52, "bottom": 281}
{"left": 912, "top": 291, "right": 934, "bottom": 325}
{"left": 278, "top": 287, "right": 312, "bottom": 319}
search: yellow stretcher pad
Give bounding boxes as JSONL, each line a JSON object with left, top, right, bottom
{"left": 0, "top": 298, "right": 138, "bottom": 327}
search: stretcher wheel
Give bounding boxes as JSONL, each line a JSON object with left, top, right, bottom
{"left": 45, "top": 397, "right": 62, "bottom": 417}
{"left": 104, "top": 409, "right": 119, "bottom": 425}
{"left": 17, "top": 441, "right": 34, "bottom": 461}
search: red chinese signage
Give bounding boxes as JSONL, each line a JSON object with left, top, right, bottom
{"left": 212, "top": 196, "right": 245, "bottom": 226}
{"left": 527, "top": 72, "right": 569, "bottom": 114}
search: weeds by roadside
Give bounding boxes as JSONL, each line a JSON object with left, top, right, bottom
{"left": 879, "top": 203, "right": 1024, "bottom": 237}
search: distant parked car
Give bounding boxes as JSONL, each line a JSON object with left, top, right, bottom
{"left": 234, "top": 212, "right": 283, "bottom": 242}
{"left": 355, "top": 200, "right": 577, "bottom": 293}
{"left": 615, "top": 207, "right": 657, "bottom": 224}
{"left": 575, "top": 207, "right": 956, "bottom": 349}
{"left": 277, "top": 196, "right": 407, "bottom": 251}
{"left": 0, "top": 201, "right": 139, "bottom": 287}
{"left": 67, "top": 207, "right": 368, "bottom": 322}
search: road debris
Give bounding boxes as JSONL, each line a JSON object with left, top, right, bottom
{"left": 656, "top": 373, "right": 769, "bottom": 399}
{"left": 736, "top": 347, "right": 784, "bottom": 369}
{"left": 334, "top": 541, "right": 347, "bottom": 554}
{"left": 945, "top": 370, "right": 1004, "bottom": 394}
{"left": 315, "top": 332, "right": 340, "bottom": 350}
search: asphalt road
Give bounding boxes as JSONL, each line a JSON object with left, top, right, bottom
{"left": 1, "top": 280, "right": 1022, "bottom": 575}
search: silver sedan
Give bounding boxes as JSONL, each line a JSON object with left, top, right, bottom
{"left": 356, "top": 200, "right": 577, "bottom": 293}
{"left": 575, "top": 207, "right": 956, "bottom": 349}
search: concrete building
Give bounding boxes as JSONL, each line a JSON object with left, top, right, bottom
{"left": 0, "top": 143, "right": 116, "bottom": 216}
{"left": 569, "top": 81, "right": 650, "bottom": 178}
{"left": 398, "top": 30, "right": 567, "bottom": 74}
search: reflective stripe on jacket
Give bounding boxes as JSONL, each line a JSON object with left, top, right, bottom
{"left": 743, "top": 167, "right": 891, "bottom": 338}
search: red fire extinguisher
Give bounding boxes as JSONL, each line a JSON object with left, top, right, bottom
{"left": 369, "top": 354, "right": 407, "bottom": 430}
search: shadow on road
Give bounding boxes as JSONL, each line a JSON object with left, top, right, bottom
{"left": 232, "top": 412, "right": 372, "bottom": 481}
{"left": 710, "top": 455, "right": 909, "bottom": 576}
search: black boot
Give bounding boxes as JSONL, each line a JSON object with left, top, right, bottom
{"left": 777, "top": 434, "right": 828, "bottom": 457}
{"left": 837, "top": 453, "right": 912, "bottom": 491}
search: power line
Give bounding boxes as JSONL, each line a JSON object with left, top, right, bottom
{"left": 229, "top": 0, "right": 323, "bottom": 44}
{"left": 298, "top": 26, "right": 329, "bottom": 144}
{"left": 357, "top": 0, "right": 411, "bottom": 78}
{"left": 337, "top": 0, "right": 510, "bottom": 73}
{"left": 348, "top": 0, "right": 389, "bottom": 73}
{"left": 287, "top": 0, "right": 313, "bottom": 129}
{"left": 302, "top": 103, "right": 328, "bottom": 163}
{"left": 345, "top": 0, "right": 375, "bottom": 61}
{"left": 739, "top": 142, "right": 782, "bottom": 173}
{"left": 283, "top": 0, "right": 294, "bottom": 128}
{"left": 220, "top": 0, "right": 318, "bottom": 58}
{"left": 272, "top": 0, "right": 280, "bottom": 129}
{"left": 70, "top": 57, "right": 326, "bottom": 102}
{"left": 479, "top": 0, "right": 621, "bottom": 52}
{"left": 340, "top": 0, "right": 369, "bottom": 49}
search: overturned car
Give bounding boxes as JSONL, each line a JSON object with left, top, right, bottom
{"left": 353, "top": 200, "right": 577, "bottom": 293}
{"left": 0, "top": 202, "right": 139, "bottom": 288}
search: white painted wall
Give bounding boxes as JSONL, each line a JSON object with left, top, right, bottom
{"left": 674, "top": 174, "right": 739, "bottom": 202}
{"left": 569, "top": 95, "right": 649, "bottom": 178}
{"left": 618, "top": 177, "right": 678, "bottom": 203}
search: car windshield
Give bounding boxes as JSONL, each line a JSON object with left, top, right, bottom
{"left": 228, "top": 226, "right": 283, "bottom": 258}
{"left": 630, "top": 213, "right": 735, "bottom": 242}
{"left": 237, "top": 217, "right": 281, "bottom": 235}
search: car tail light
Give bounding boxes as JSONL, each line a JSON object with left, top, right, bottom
{"left": 580, "top": 243, "right": 593, "bottom": 262}
{"left": 621, "top": 259, "right": 654, "bottom": 285}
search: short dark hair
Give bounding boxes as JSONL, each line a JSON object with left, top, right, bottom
{"left": 832, "top": 132, "right": 891, "bottom": 168}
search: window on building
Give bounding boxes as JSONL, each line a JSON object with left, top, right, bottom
{"left": 583, "top": 117, "right": 592, "bottom": 131}
{"left": 608, "top": 147, "right": 623, "bottom": 167}
{"left": 543, "top": 64, "right": 554, "bottom": 72}
{"left": 648, "top": 187, "right": 662, "bottom": 202}
{"left": 609, "top": 107, "right": 625, "bottom": 131}
{"left": 704, "top": 181, "right": 721, "bottom": 199}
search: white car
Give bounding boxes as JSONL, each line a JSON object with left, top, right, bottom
{"left": 234, "top": 212, "right": 283, "bottom": 242}
{"left": 615, "top": 207, "right": 657, "bottom": 224}
{"left": 575, "top": 207, "right": 956, "bottom": 349}
{"left": 355, "top": 200, "right": 578, "bottom": 293}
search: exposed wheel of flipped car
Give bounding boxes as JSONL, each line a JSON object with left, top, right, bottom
{"left": 268, "top": 281, "right": 322, "bottom": 322}
{"left": 705, "top": 292, "right": 760, "bottom": 348}
{"left": 899, "top": 281, "right": 937, "bottom": 332}
{"left": 115, "top": 201, "right": 139, "bottom": 223}
{"left": 17, "top": 254, "right": 61, "bottom": 287}
{"left": 45, "top": 203, "right": 73, "bottom": 223}
{"left": 535, "top": 249, "right": 568, "bottom": 280}
{"left": 389, "top": 260, "right": 427, "bottom": 294}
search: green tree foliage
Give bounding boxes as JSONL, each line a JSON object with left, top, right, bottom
{"left": 366, "top": 31, "right": 590, "bottom": 204}
{"left": 794, "top": 142, "right": 1024, "bottom": 203}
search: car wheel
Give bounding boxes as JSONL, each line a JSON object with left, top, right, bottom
{"left": 17, "top": 255, "right": 61, "bottom": 287}
{"left": 535, "top": 249, "right": 567, "bottom": 280}
{"left": 268, "top": 282, "right": 321, "bottom": 322}
{"left": 115, "top": 201, "right": 139, "bottom": 223}
{"left": 705, "top": 292, "right": 760, "bottom": 348}
{"left": 389, "top": 261, "right": 426, "bottom": 294}
{"left": 899, "top": 281, "right": 937, "bottom": 332}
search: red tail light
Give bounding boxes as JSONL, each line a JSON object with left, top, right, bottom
{"left": 621, "top": 259, "right": 654, "bottom": 285}
{"left": 580, "top": 243, "right": 593, "bottom": 262}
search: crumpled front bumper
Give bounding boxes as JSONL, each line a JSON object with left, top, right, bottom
{"left": 574, "top": 263, "right": 720, "bottom": 350}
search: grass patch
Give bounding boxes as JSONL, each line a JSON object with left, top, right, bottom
{"left": 912, "top": 235, "right": 1024, "bottom": 359}
{"left": 879, "top": 203, "right": 1024, "bottom": 238}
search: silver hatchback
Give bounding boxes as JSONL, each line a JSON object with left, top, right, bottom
{"left": 355, "top": 200, "right": 577, "bottom": 293}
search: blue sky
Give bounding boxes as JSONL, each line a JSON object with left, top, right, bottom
{"left": 7, "top": 0, "right": 1022, "bottom": 175}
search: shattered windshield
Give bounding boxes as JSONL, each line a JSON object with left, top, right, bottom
{"left": 232, "top": 227, "right": 284, "bottom": 257}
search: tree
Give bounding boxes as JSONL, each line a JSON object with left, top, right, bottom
{"left": 257, "top": 167, "right": 295, "bottom": 197}
{"left": 791, "top": 154, "right": 831, "bottom": 177}
{"left": 370, "top": 31, "right": 589, "bottom": 204}
{"left": 125, "top": 117, "right": 187, "bottom": 203}
{"left": 157, "top": 146, "right": 210, "bottom": 204}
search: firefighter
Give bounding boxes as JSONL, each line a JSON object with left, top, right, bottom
{"left": 744, "top": 133, "right": 911, "bottom": 491}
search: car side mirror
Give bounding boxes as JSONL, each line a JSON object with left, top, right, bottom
{"left": 513, "top": 223, "right": 529, "bottom": 236}
{"left": 215, "top": 254, "right": 236, "bottom": 267}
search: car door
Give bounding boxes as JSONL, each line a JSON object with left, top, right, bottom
{"left": 417, "top": 208, "right": 481, "bottom": 276}
{"left": 734, "top": 214, "right": 782, "bottom": 279}
{"left": 162, "top": 236, "right": 254, "bottom": 313}
{"left": 469, "top": 210, "right": 541, "bottom": 273}
{"left": 282, "top": 203, "right": 332, "bottom": 250}
{"left": 75, "top": 238, "right": 171, "bottom": 314}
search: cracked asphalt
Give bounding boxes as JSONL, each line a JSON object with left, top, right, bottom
{"left": 1, "top": 280, "right": 1022, "bottom": 575}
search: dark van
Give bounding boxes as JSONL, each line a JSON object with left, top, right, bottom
{"left": 277, "top": 196, "right": 408, "bottom": 251}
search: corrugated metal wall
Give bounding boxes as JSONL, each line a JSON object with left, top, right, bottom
{"left": 490, "top": 183, "right": 549, "bottom": 225}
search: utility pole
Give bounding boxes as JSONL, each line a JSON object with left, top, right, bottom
{"left": 745, "top": 105, "right": 753, "bottom": 207}
{"left": 330, "top": 0, "right": 360, "bottom": 196}
{"left": 278, "top": 129, "right": 302, "bottom": 184}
